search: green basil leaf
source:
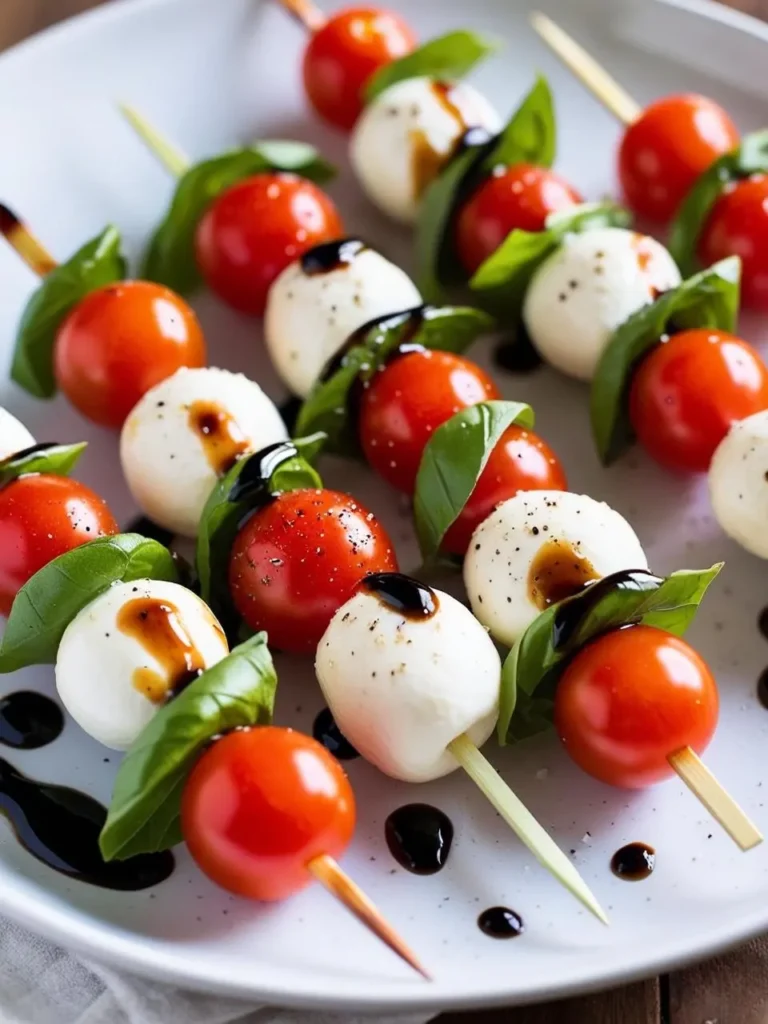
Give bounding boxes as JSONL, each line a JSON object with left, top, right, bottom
{"left": 669, "top": 131, "right": 768, "bottom": 276}
{"left": 143, "top": 144, "right": 336, "bottom": 295}
{"left": 364, "top": 30, "right": 500, "bottom": 103}
{"left": 413, "top": 400, "right": 534, "bottom": 560}
{"left": 99, "top": 632, "right": 277, "bottom": 860}
{"left": 591, "top": 256, "right": 740, "bottom": 466}
{"left": 0, "top": 534, "right": 178, "bottom": 673}
{"left": 295, "top": 305, "right": 495, "bottom": 455}
{"left": 498, "top": 564, "right": 722, "bottom": 744}
{"left": 470, "top": 201, "right": 632, "bottom": 320}
{"left": 480, "top": 75, "right": 556, "bottom": 173}
{"left": 0, "top": 442, "right": 87, "bottom": 488}
{"left": 11, "top": 227, "right": 126, "bottom": 398}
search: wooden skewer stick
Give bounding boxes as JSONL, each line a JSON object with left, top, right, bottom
{"left": 275, "top": 0, "right": 327, "bottom": 33}
{"left": 530, "top": 12, "right": 641, "bottom": 127}
{"left": 0, "top": 204, "right": 58, "bottom": 277}
{"left": 307, "top": 854, "right": 430, "bottom": 979}
{"left": 118, "top": 104, "right": 191, "bottom": 179}
{"left": 669, "top": 747, "right": 763, "bottom": 852}
{"left": 449, "top": 733, "right": 609, "bottom": 925}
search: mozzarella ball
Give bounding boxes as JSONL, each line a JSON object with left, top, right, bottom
{"left": 265, "top": 242, "right": 422, "bottom": 397}
{"left": 56, "top": 579, "right": 228, "bottom": 750}
{"left": 464, "top": 490, "right": 649, "bottom": 647}
{"left": 523, "top": 228, "right": 682, "bottom": 381}
{"left": 0, "top": 407, "right": 34, "bottom": 460}
{"left": 316, "top": 580, "right": 500, "bottom": 782}
{"left": 351, "top": 77, "right": 501, "bottom": 225}
{"left": 120, "top": 367, "right": 288, "bottom": 538}
{"left": 709, "top": 410, "right": 768, "bottom": 558}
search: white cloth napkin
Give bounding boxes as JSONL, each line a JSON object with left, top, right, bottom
{"left": 0, "top": 917, "right": 436, "bottom": 1024}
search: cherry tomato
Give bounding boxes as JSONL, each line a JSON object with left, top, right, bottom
{"left": 182, "top": 727, "right": 355, "bottom": 901}
{"left": 628, "top": 328, "right": 768, "bottom": 473}
{"left": 618, "top": 94, "right": 739, "bottom": 223}
{"left": 0, "top": 475, "right": 118, "bottom": 616}
{"left": 228, "top": 488, "right": 397, "bottom": 654}
{"left": 441, "top": 425, "right": 567, "bottom": 556}
{"left": 555, "top": 625, "right": 719, "bottom": 789}
{"left": 698, "top": 176, "right": 768, "bottom": 311}
{"left": 195, "top": 174, "right": 344, "bottom": 316}
{"left": 359, "top": 350, "right": 500, "bottom": 494}
{"left": 455, "top": 164, "right": 583, "bottom": 276}
{"left": 303, "top": 7, "right": 416, "bottom": 131}
{"left": 54, "top": 281, "right": 206, "bottom": 429}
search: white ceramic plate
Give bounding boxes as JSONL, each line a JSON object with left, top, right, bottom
{"left": 3, "top": 0, "right": 768, "bottom": 1012}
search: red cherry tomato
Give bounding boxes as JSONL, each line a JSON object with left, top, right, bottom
{"left": 182, "top": 727, "right": 355, "bottom": 901}
{"left": 0, "top": 475, "right": 118, "bottom": 617}
{"left": 228, "top": 488, "right": 397, "bottom": 654}
{"left": 54, "top": 281, "right": 206, "bottom": 429}
{"left": 359, "top": 350, "right": 500, "bottom": 494}
{"left": 195, "top": 174, "right": 344, "bottom": 316}
{"left": 303, "top": 7, "right": 416, "bottom": 131}
{"left": 628, "top": 328, "right": 768, "bottom": 473}
{"left": 441, "top": 425, "right": 567, "bottom": 556}
{"left": 555, "top": 625, "right": 719, "bottom": 790}
{"left": 455, "top": 164, "right": 583, "bottom": 276}
{"left": 618, "top": 94, "right": 739, "bottom": 223}
{"left": 698, "top": 176, "right": 768, "bottom": 311}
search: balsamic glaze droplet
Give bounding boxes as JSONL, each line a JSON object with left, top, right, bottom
{"left": 384, "top": 803, "right": 453, "bottom": 875}
{"left": 312, "top": 708, "right": 359, "bottom": 761}
{"left": 552, "top": 569, "right": 661, "bottom": 650}
{"left": 300, "top": 237, "right": 366, "bottom": 275}
{"left": 362, "top": 573, "right": 438, "bottom": 620}
{"left": 611, "top": 842, "right": 656, "bottom": 881}
{"left": 124, "top": 516, "right": 175, "bottom": 548}
{"left": 278, "top": 396, "right": 302, "bottom": 435}
{"left": 493, "top": 336, "right": 542, "bottom": 374}
{"left": 4, "top": 442, "right": 58, "bottom": 461}
{"left": 0, "top": 692, "right": 64, "bottom": 750}
{"left": 227, "top": 442, "right": 300, "bottom": 507}
{"left": 477, "top": 906, "right": 524, "bottom": 938}
{"left": 758, "top": 668, "right": 768, "bottom": 710}
{"left": 758, "top": 606, "right": 768, "bottom": 642}
{"left": 0, "top": 759, "right": 173, "bottom": 890}
{"left": 319, "top": 305, "right": 427, "bottom": 384}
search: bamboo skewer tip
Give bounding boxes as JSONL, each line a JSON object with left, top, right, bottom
{"left": 118, "top": 102, "right": 190, "bottom": 179}
{"left": 0, "top": 202, "right": 57, "bottom": 277}
{"left": 275, "top": 0, "right": 326, "bottom": 33}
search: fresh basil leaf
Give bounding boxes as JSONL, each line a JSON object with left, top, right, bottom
{"left": 470, "top": 201, "right": 632, "bottom": 320}
{"left": 11, "top": 227, "right": 126, "bottom": 398}
{"left": 498, "top": 564, "right": 722, "bottom": 744}
{"left": 143, "top": 144, "right": 336, "bottom": 295}
{"left": 364, "top": 30, "right": 500, "bottom": 103}
{"left": 413, "top": 400, "right": 534, "bottom": 560}
{"left": 99, "top": 632, "right": 277, "bottom": 860}
{"left": 591, "top": 257, "right": 740, "bottom": 466}
{"left": 0, "top": 442, "right": 87, "bottom": 488}
{"left": 669, "top": 131, "right": 768, "bottom": 276}
{"left": 0, "top": 534, "right": 178, "bottom": 673}
{"left": 480, "top": 75, "right": 556, "bottom": 173}
{"left": 295, "top": 305, "right": 494, "bottom": 454}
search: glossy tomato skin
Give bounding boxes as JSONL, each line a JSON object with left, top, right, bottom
{"left": 303, "top": 7, "right": 416, "bottom": 131}
{"left": 359, "top": 350, "right": 500, "bottom": 495}
{"left": 442, "top": 425, "right": 567, "bottom": 555}
{"left": 195, "top": 174, "right": 344, "bottom": 316}
{"left": 698, "top": 176, "right": 768, "bottom": 311}
{"left": 618, "top": 94, "right": 739, "bottom": 223}
{"left": 455, "top": 164, "right": 583, "bottom": 276}
{"left": 555, "top": 625, "right": 719, "bottom": 789}
{"left": 0, "top": 474, "right": 119, "bottom": 617}
{"left": 54, "top": 281, "right": 206, "bottom": 429}
{"left": 628, "top": 328, "right": 768, "bottom": 473}
{"left": 182, "top": 727, "right": 356, "bottom": 901}
{"left": 228, "top": 488, "right": 397, "bottom": 654}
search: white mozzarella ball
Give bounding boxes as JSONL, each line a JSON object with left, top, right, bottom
{"left": 709, "top": 410, "right": 768, "bottom": 558}
{"left": 120, "top": 367, "right": 288, "bottom": 538}
{"left": 56, "top": 579, "right": 228, "bottom": 750}
{"left": 265, "top": 242, "right": 423, "bottom": 397}
{"left": 523, "top": 228, "right": 682, "bottom": 381}
{"left": 351, "top": 77, "right": 501, "bottom": 225}
{"left": 463, "top": 490, "right": 649, "bottom": 647}
{"left": 316, "top": 581, "right": 501, "bottom": 783}
{"left": 0, "top": 407, "right": 35, "bottom": 460}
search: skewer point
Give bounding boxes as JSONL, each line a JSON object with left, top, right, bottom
{"left": 0, "top": 203, "right": 57, "bottom": 277}
{"left": 275, "top": 0, "right": 327, "bottom": 33}
{"left": 118, "top": 102, "right": 191, "bottom": 179}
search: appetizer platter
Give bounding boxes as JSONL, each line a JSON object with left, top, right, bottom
{"left": 3, "top": 0, "right": 768, "bottom": 1011}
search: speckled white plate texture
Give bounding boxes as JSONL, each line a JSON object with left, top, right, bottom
{"left": 2, "top": 0, "right": 768, "bottom": 1011}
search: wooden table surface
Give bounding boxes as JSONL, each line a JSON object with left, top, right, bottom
{"left": 3, "top": 1, "right": 768, "bottom": 1021}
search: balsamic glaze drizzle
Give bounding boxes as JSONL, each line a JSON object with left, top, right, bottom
{"left": 3, "top": 442, "right": 58, "bottom": 462}
{"left": 362, "top": 573, "right": 438, "bottom": 620}
{"left": 300, "top": 238, "right": 366, "bottom": 275}
{"left": 312, "top": 708, "right": 359, "bottom": 761}
{"left": 611, "top": 842, "right": 656, "bottom": 881}
{"left": 227, "top": 441, "right": 302, "bottom": 508}
{"left": 552, "top": 569, "right": 662, "bottom": 650}
{"left": 477, "top": 906, "right": 524, "bottom": 938}
{"left": 0, "top": 692, "right": 64, "bottom": 750}
{"left": 319, "top": 305, "right": 427, "bottom": 384}
{"left": 384, "top": 804, "right": 454, "bottom": 875}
